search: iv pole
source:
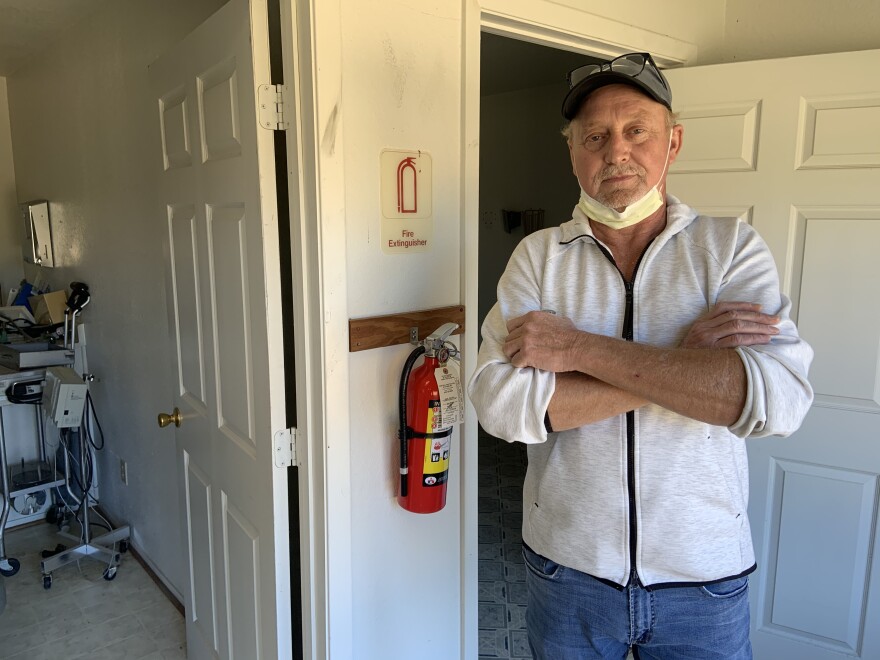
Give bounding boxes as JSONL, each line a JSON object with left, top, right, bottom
{"left": 39, "top": 286, "right": 130, "bottom": 589}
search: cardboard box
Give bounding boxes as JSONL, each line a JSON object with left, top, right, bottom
{"left": 28, "top": 290, "right": 68, "bottom": 325}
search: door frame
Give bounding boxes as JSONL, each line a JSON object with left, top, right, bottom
{"left": 277, "top": 0, "right": 336, "bottom": 658}
{"left": 279, "top": 0, "right": 358, "bottom": 657}
{"left": 460, "top": 1, "right": 695, "bottom": 656}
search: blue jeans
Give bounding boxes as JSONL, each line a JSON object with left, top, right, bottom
{"left": 523, "top": 544, "right": 753, "bottom": 660}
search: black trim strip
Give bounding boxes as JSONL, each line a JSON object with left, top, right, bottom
{"left": 644, "top": 563, "right": 757, "bottom": 591}
{"left": 576, "top": 564, "right": 757, "bottom": 592}
{"left": 559, "top": 233, "right": 589, "bottom": 246}
{"left": 405, "top": 426, "right": 453, "bottom": 440}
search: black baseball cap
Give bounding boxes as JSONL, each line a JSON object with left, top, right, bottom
{"left": 562, "top": 52, "right": 672, "bottom": 120}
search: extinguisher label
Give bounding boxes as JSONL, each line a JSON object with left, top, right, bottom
{"left": 435, "top": 361, "right": 463, "bottom": 427}
{"left": 423, "top": 399, "right": 450, "bottom": 487}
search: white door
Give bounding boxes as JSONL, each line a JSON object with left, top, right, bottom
{"left": 148, "top": 0, "right": 292, "bottom": 657}
{"left": 665, "top": 50, "right": 880, "bottom": 660}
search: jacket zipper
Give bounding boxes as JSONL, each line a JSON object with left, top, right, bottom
{"left": 624, "top": 281, "right": 640, "bottom": 589}
{"left": 591, "top": 238, "right": 648, "bottom": 589}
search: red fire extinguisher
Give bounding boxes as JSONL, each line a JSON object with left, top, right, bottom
{"left": 398, "top": 323, "right": 460, "bottom": 514}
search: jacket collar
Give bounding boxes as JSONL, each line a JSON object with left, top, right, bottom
{"left": 558, "top": 194, "right": 699, "bottom": 246}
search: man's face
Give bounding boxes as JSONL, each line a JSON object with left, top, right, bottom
{"left": 568, "top": 84, "right": 682, "bottom": 211}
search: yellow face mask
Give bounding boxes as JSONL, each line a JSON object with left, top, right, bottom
{"left": 577, "top": 131, "right": 673, "bottom": 230}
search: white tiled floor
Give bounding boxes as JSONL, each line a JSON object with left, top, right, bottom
{"left": 0, "top": 522, "right": 186, "bottom": 659}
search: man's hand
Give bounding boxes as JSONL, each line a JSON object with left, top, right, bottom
{"left": 503, "top": 311, "right": 578, "bottom": 371}
{"left": 680, "top": 301, "right": 779, "bottom": 349}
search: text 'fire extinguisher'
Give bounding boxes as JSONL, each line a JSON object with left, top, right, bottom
{"left": 398, "top": 323, "right": 463, "bottom": 514}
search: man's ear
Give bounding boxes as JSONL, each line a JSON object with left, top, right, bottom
{"left": 667, "top": 123, "right": 684, "bottom": 166}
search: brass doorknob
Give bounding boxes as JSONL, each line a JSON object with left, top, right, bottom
{"left": 158, "top": 408, "right": 182, "bottom": 428}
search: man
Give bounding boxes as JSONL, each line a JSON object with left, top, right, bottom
{"left": 468, "top": 52, "right": 814, "bottom": 659}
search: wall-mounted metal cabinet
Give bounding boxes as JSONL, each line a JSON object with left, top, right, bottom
{"left": 20, "top": 200, "right": 55, "bottom": 268}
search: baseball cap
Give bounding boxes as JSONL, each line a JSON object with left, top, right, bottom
{"left": 562, "top": 52, "right": 672, "bottom": 119}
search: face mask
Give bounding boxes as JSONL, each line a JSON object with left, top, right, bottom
{"left": 577, "top": 131, "right": 673, "bottom": 230}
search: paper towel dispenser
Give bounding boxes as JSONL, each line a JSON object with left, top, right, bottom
{"left": 21, "top": 200, "right": 55, "bottom": 267}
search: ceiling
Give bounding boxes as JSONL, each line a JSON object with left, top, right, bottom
{"left": 0, "top": 4, "right": 600, "bottom": 90}
{"left": 480, "top": 32, "right": 601, "bottom": 97}
{"left": 0, "top": 0, "right": 109, "bottom": 76}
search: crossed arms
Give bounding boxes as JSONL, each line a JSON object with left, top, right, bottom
{"left": 503, "top": 302, "right": 779, "bottom": 432}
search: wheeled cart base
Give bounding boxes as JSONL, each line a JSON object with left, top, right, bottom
{"left": 39, "top": 422, "right": 131, "bottom": 589}
{"left": 40, "top": 521, "right": 130, "bottom": 589}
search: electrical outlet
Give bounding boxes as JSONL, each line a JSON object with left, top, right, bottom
{"left": 119, "top": 459, "right": 128, "bottom": 485}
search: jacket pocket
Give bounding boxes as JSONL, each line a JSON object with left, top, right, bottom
{"left": 522, "top": 543, "right": 563, "bottom": 581}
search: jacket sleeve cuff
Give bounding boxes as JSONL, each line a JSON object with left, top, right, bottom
{"left": 729, "top": 345, "right": 814, "bottom": 438}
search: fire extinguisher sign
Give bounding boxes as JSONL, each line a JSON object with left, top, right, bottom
{"left": 380, "top": 149, "right": 432, "bottom": 254}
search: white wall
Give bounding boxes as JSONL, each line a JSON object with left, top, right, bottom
{"left": 554, "top": 0, "right": 880, "bottom": 66}
{"left": 549, "top": 0, "right": 880, "bottom": 66}
{"left": 6, "top": 0, "right": 226, "bottom": 596}
{"left": 719, "top": 0, "right": 880, "bottom": 63}
{"left": 551, "top": 0, "right": 726, "bottom": 63}
{"left": 0, "top": 77, "right": 21, "bottom": 301}
{"left": 338, "top": 1, "right": 463, "bottom": 657}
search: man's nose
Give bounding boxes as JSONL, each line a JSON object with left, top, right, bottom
{"left": 604, "top": 133, "right": 630, "bottom": 164}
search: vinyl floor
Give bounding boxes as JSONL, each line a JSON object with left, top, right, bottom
{"left": 0, "top": 519, "right": 185, "bottom": 659}
{"left": 478, "top": 430, "right": 532, "bottom": 659}
{"left": 478, "top": 430, "right": 635, "bottom": 660}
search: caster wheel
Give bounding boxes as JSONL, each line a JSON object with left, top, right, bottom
{"left": 103, "top": 567, "right": 117, "bottom": 581}
{"left": 43, "top": 574, "right": 52, "bottom": 590}
{"left": 119, "top": 540, "right": 129, "bottom": 554}
{"left": 0, "top": 557, "right": 20, "bottom": 577}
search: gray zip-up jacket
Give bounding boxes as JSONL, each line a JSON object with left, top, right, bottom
{"left": 468, "top": 196, "right": 814, "bottom": 587}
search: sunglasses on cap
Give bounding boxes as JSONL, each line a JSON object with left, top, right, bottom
{"left": 562, "top": 52, "right": 672, "bottom": 118}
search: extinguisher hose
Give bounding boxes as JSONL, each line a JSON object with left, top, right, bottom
{"left": 399, "top": 345, "right": 426, "bottom": 498}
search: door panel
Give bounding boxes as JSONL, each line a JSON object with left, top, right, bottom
{"left": 208, "top": 203, "right": 256, "bottom": 447}
{"left": 665, "top": 50, "right": 880, "bottom": 660}
{"left": 169, "top": 203, "right": 207, "bottom": 408}
{"left": 767, "top": 457, "right": 874, "bottom": 651}
{"left": 797, "top": 212, "right": 880, "bottom": 411}
{"left": 185, "top": 452, "right": 218, "bottom": 650}
{"left": 223, "top": 494, "right": 261, "bottom": 658}
{"left": 150, "top": 0, "right": 290, "bottom": 657}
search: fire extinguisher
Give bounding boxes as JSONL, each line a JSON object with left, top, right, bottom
{"left": 398, "top": 323, "right": 461, "bottom": 514}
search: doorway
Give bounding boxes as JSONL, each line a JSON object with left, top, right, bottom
{"left": 476, "top": 33, "right": 597, "bottom": 658}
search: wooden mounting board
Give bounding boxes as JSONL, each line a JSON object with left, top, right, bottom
{"left": 349, "top": 305, "right": 465, "bottom": 352}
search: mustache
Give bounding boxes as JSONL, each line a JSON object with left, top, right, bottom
{"left": 595, "top": 165, "right": 647, "bottom": 182}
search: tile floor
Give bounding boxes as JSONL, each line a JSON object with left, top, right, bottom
{"left": 478, "top": 431, "right": 635, "bottom": 660}
{"left": 0, "top": 521, "right": 185, "bottom": 659}
{"left": 478, "top": 429, "right": 532, "bottom": 659}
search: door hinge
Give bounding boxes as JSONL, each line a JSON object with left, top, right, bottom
{"left": 274, "top": 427, "right": 298, "bottom": 467}
{"left": 258, "top": 84, "right": 289, "bottom": 131}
